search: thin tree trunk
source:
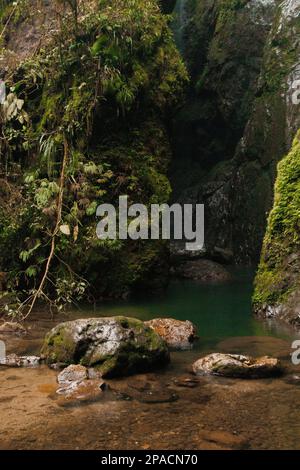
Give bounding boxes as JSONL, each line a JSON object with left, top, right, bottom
{"left": 23, "top": 137, "right": 69, "bottom": 318}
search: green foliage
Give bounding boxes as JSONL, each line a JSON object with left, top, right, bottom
{"left": 254, "top": 131, "right": 300, "bottom": 308}
{"left": 0, "top": 0, "right": 188, "bottom": 310}
{"left": 216, "top": 0, "right": 249, "bottom": 33}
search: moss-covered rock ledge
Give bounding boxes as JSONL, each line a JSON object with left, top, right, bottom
{"left": 254, "top": 131, "right": 300, "bottom": 326}
{"left": 41, "top": 316, "right": 170, "bottom": 378}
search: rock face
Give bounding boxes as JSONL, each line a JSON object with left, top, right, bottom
{"left": 192, "top": 353, "right": 283, "bottom": 379}
{"left": 174, "top": 259, "right": 232, "bottom": 283}
{"left": 171, "top": 0, "right": 300, "bottom": 264}
{"left": 41, "top": 317, "right": 170, "bottom": 378}
{"left": 145, "top": 318, "right": 197, "bottom": 350}
{"left": 254, "top": 131, "right": 300, "bottom": 326}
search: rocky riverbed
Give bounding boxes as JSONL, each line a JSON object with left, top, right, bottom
{"left": 1, "top": 304, "right": 300, "bottom": 450}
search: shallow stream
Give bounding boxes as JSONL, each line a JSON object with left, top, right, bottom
{"left": 1, "top": 271, "right": 300, "bottom": 450}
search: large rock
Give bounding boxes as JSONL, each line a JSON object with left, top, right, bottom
{"left": 192, "top": 353, "right": 283, "bottom": 379}
{"left": 175, "top": 259, "right": 232, "bottom": 283}
{"left": 145, "top": 318, "right": 197, "bottom": 350}
{"left": 41, "top": 317, "right": 170, "bottom": 378}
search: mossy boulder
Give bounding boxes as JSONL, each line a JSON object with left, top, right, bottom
{"left": 41, "top": 317, "right": 170, "bottom": 378}
{"left": 254, "top": 131, "right": 300, "bottom": 326}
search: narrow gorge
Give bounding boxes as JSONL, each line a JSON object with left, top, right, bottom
{"left": 1, "top": 0, "right": 300, "bottom": 453}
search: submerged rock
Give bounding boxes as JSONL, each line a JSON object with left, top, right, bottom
{"left": 56, "top": 379, "right": 107, "bottom": 405}
{"left": 192, "top": 353, "right": 283, "bottom": 379}
{"left": 196, "top": 430, "right": 249, "bottom": 451}
{"left": 145, "top": 318, "right": 198, "bottom": 350}
{"left": 284, "top": 375, "right": 300, "bottom": 386}
{"left": 0, "top": 354, "right": 41, "bottom": 367}
{"left": 174, "top": 259, "right": 232, "bottom": 283}
{"left": 110, "top": 375, "right": 178, "bottom": 404}
{"left": 172, "top": 376, "right": 200, "bottom": 389}
{"left": 41, "top": 316, "right": 170, "bottom": 378}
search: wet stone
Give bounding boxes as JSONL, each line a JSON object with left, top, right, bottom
{"left": 145, "top": 318, "right": 198, "bottom": 350}
{"left": 173, "top": 376, "right": 201, "bottom": 388}
{"left": 57, "top": 365, "right": 88, "bottom": 385}
{"left": 111, "top": 376, "right": 179, "bottom": 404}
{"left": 56, "top": 379, "right": 107, "bottom": 407}
{"left": 192, "top": 353, "right": 283, "bottom": 379}
{"left": 0, "top": 354, "right": 41, "bottom": 368}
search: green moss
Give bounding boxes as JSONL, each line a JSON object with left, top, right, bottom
{"left": 215, "top": 0, "right": 249, "bottom": 34}
{"left": 42, "top": 326, "right": 76, "bottom": 364}
{"left": 41, "top": 316, "right": 169, "bottom": 377}
{"left": 1, "top": 0, "right": 188, "bottom": 306}
{"left": 254, "top": 131, "right": 300, "bottom": 309}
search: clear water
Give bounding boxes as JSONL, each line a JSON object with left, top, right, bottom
{"left": 2, "top": 269, "right": 300, "bottom": 450}
{"left": 88, "top": 269, "right": 299, "bottom": 350}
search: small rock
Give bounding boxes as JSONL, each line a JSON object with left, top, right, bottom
{"left": 57, "top": 365, "right": 88, "bottom": 385}
{"left": 145, "top": 318, "right": 198, "bottom": 350}
{"left": 173, "top": 376, "right": 200, "bottom": 388}
{"left": 0, "top": 354, "right": 41, "bottom": 367}
{"left": 284, "top": 374, "right": 300, "bottom": 386}
{"left": 192, "top": 353, "right": 283, "bottom": 379}
{"left": 56, "top": 379, "right": 107, "bottom": 406}
{"left": 56, "top": 364, "right": 107, "bottom": 405}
